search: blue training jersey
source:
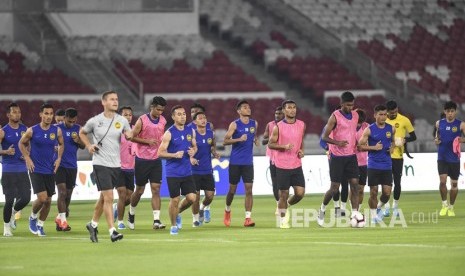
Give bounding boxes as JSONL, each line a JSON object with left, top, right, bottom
{"left": 319, "top": 126, "right": 329, "bottom": 151}
{"left": 1, "top": 124, "right": 28, "bottom": 172}
{"left": 230, "top": 118, "right": 256, "bottom": 165}
{"left": 437, "top": 118, "right": 462, "bottom": 163}
{"left": 165, "top": 125, "right": 193, "bottom": 177}
{"left": 367, "top": 123, "right": 393, "bottom": 170}
{"left": 57, "top": 123, "right": 81, "bottom": 169}
{"left": 192, "top": 128, "right": 214, "bottom": 175}
{"left": 30, "top": 124, "right": 58, "bottom": 174}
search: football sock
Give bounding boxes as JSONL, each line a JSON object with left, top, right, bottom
{"left": 370, "top": 209, "right": 377, "bottom": 219}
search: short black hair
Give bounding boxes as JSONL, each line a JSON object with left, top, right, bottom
{"left": 171, "top": 105, "right": 184, "bottom": 115}
{"left": 101, "top": 90, "right": 117, "bottom": 100}
{"left": 193, "top": 111, "right": 205, "bottom": 121}
{"left": 118, "top": 106, "right": 132, "bottom": 115}
{"left": 65, "top": 108, "right": 78, "bottom": 118}
{"left": 340, "top": 91, "right": 355, "bottom": 103}
{"left": 6, "top": 102, "right": 19, "bottom": 113}
{"left": 151, "top": 96, "right": 167, "bottom": 107}
{"left": 236, "top": 100, "right": 249, "bottom": 110}
{"left": 444, "top": 101, "right": 457, "bottom": 110}
{"left": 190, "top": 102, "right": 206, "bottom": 112}
{"left": 374, "top": 104, "right": 387, "bottom": 113}
{"left": 40, "top": 102, "right": 54, "bottom": 112}
{"left": 281, "top": 100, "right": 296, "bottom": 109}
{"left": 355, "top": 108, "right": 366, "bottom": 123}
{"left": 386, "top": 100, "right": 398, "bottom": 111}
{"left": 55, "top": 109, "right": 65, "bottom": 116}
{"left": 275, "top": 106, "right": 282, "bottom": 112}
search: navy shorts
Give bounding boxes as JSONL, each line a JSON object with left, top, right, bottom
{"left": 55, "top": 167, "right": 77, "bottom": 190}
{"left": 167, "top": 176, "right": 196, "bottom": 198}
{"left": 276, "top": 167, "right": 305, "bottom": 190}
{"left": 229, "top": 164, "right": 254, "bottom": 184}
{"left": 1, "top": 172, "right": 31, "bottom": 196}
{"left": 135, "top": 158, "right": 162, "bottom": 186}
{"left": 367, "top": 169, "right": 393, "bottom": 186}
{"left": 437, "top": 161, "right": 460, "bottom": 180}
{"left": 116, "top": 170, "right": 135, "bottom": 191}
{"left": 193, "top": 173, "right": 215, "bottom": 192}
{"left": 358, "top": 165, "right": 368, "bottom": 186}
{"left": 30, "top": 173, "right": 55, "bottom": 197}
{"left": 330, "top": 155, "right": 359, "bottom": 183}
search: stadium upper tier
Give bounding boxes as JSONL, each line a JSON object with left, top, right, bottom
{"left": 200, "top": 0, "right": 373, "bottom": 109}
{"left": 284, "top": 0, "right": 465, "bottom": 104}
{"left": 66, "top": 35, "right": 271, "bottom": 93}
{"left": 0, "top": 37, "right": 93, "bottom": 94}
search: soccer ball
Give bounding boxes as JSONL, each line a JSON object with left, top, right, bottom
{"left": 350, "top": 211, "right": 366, "bottom": 228}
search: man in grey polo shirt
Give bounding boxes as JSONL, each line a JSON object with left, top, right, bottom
{"left": 79, "top": 91, "right": 132, "bottom": 243}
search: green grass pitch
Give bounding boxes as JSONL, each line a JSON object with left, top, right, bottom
{"left": 0, "top": 191, "right": 463, "bottom": 275}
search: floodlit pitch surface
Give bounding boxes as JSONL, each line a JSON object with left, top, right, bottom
{"left": 0, "top": 192, "right": 463, "bottom": 275}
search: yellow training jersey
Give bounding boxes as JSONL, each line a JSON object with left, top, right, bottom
{"left": 386, "top": 113, "right": 414, "bottom": 159}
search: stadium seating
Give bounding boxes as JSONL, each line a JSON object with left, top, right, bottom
{"left": 273, "top": 56, "right": 373, "bottom": 104}
{"left": 0, "top": 37, "right": 94, "bottom": 94}
{"left": 284, "top": 0, "right": 465, "bottom": 104}
{"left": 67, "top": 35, "right": 271, "bottom": 93}
{"left": 200, "top": 0, "right": 372, "bottom": 106}
{"left": 0, "top": 99, "right": 101, "bottom": 127}
{"left": 113, "top": 50, "right": 271, "bottom": 93}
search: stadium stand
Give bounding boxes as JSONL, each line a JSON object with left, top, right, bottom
{"left": 0, "top": 36, "right": 94, "bottom": 94}
{"left": 66, "top": 35, "right": 271, "bottom": 93}
{"left": 199, "top": 0, "right": 377, "bottom": 108}
{"left": 284, "top": 0, "right": 465, "bottom": 104}
{"left": 0, "top": 99, "right": 102, "bottom": 127}
{"left": 1, "top": 0, "right": 448, "bottom": 153}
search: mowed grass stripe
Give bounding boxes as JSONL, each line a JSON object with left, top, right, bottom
{"left": 0, "top": 192, "right": 463, "bottom": 275}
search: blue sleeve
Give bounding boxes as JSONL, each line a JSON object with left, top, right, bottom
{"left": 319, "top": 126, "right": 329, "bottom": 150}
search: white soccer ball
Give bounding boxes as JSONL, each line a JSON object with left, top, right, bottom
{"left": 350, "top": 211, "right": 366, "bottom": 228}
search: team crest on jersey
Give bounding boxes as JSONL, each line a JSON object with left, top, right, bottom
{"left": 21, "top": 131, "right": 25, "bottom": 136}
{"left": 452, "top": 126, "right": 458, "bottom": 133}
{"left": 72, "top": 132, "right": 78, "bottom": 138}
{"left": 115, "top": 122, "right": 122, "bottom": 129}
{"left": 386, "top": 131, "right": 392, "bottom": 138}
{"left": 250, "top": 127, "right": 255, "bottom": 134}
{"left": 187, "top": 134, "right": 192, "bottom": 141}
{"left": 207, "top": 138, "right": 212, "bottom": 145}
{"left": 50, "top": 133, "right": 56, "bottom": 140}
{"left": 395, "top": 123, "right": 399, "bottom": 128}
